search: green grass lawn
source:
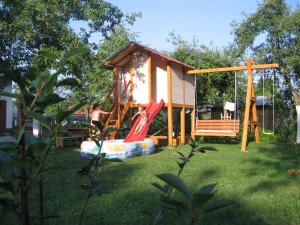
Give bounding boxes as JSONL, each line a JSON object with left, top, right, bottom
{"left": 3, "top": 142, "right": 300, "bottom": 225}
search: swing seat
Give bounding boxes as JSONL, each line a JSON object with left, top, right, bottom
{"left": 192, "top": 120, "right": 240, "bottom": 137}
{"left": 262, "top": 130, "right": 274, "bottom": 135}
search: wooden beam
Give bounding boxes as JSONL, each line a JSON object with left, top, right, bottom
{"left": 129, "top": 56, "right": 134, "bottom": 103}
{"left": 191, "top": 107, "right": 195, "bottom": 140}
{"left": 113, "top": 68, "right": 119, "bottom": 123}
{"left": 167, "top": 63, "right": 173, "bottom": 146}
{"left": 148, "top": 54, "right": 152, "bottom": 103}
{"left": 181, "top": 68, "right": 186, "bottom": 144}
{"left": 251, "top": 84, "right": 260, "bottom": 144}
{"left": 180, "top": 107, "right": 185, "bottom": 144}
{"left": 187, "top": 63, "right": 279, "bottom": 75}
{"left": 113, "top": 68, "right": 118, "bottom": 103}
{"left": 241, "top": 59, "right": 254, "bottom": 152}
{"left": 127, "top": 103, "right": 194, "bottom": 109}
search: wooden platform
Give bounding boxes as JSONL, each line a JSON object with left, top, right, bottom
{"left": 148, "top": 135, "right": 188, "bottom": 146}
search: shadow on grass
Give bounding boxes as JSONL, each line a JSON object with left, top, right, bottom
{"left": 76, "top": 188, "right": 272, "bottom": 225}
{"left": 242, "top": 143, "right": 300, "bottom": 193}
{"left": 10, "top": 143, "right": 298, "bottom": 225}
{"left": 29, "top": 147, "right": 144, "bottom": 225}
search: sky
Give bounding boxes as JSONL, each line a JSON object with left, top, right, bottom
{"left": 70, "top": 0, "right": 299, "bottom": 52}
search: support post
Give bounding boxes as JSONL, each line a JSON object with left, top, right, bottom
{"left": 148, "top": 54, "right": 152, "bottom": 103}
{"left": 167, "top": 63, "right": 173, "bottom": 146}
{"left": 180, "top": 107, "right": 186, "bottom": 144}
{"left": 129, "top": 56, "right": 134, "bottom": 103}
{"left": 113, "top": 68, "right": 120, "bottom": 127}
{"left": 241, "top": 59, "right": 254, "bottom": 152}
{"left": 113, "top": 68, "right": 119, "bottom": 107}
{"left": 191, "top": 107, "right": 195, "bottom": 140}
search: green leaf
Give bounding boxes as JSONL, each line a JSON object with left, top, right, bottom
{"left": 103, "top": 127, "right": 117, "bottom": 135}
{"left": 99, "top": 153, "right": 106, "bottom": 161}
{"left": 91, "top": 120, "right": 103, "bottom": 133}
{"left": 198, "top": 183, "right": 217, "bottom": 194}
{"left": 195, "top": 146, "right": 217, "bottom": 153}
{"left": 80, "top": 123, "right": 98, "bottom": 131}
{"left": 0, "top": 191, "right": 14, "bottom": 201}
{"left": 176, "top": 161, "right": 185, "bottom": 170}
{"left": 189, "top": 139, "right": 197, "bottom": 149}
{"left": 36, "top": 94, "right": 65, "bottom": 108}
{"left": 80, "top": 183, "right": 89, "bottom": 190}
{"left": 0, "top": 181, "right": 14, "bottom": 194}
{"left": 193, "top": 191, "right": 214, "bottom": 207}
{"left": 156, "top": 173, "right": 193, "bottom": 200}
{"left": 177, "top": 151, "right": 186, "bottom": 160}
{"left": 151, "top": 183, "right": 170, "bottom": 194}
{"left": 202, "top": 199, "right": 236, "bottom": 214}
{"left": 64, "top": 47, "right": 89, "bottom": 60}
{"left": 24, "top": 111, "right": 51, "bottom": 129}
{"left": 105, "top": 158, "right": 123, "bottom": 162}
{"left": 77, "top": 158, "right": 96, "bottom": 176}
{"left": 160, "top": 195, "right": 188, "bottom": 210}
{"left": 56, "top": 78, "right": 81, "bottom": 88}
{"left": 56, "top": 102, "right": 85, "bottom": 124}
{"left": 26, "top": 141, "right": 49, "bottom": 159}
{"left": 38, "top": 49, "right": 57, "bottom": 60}
{"left": 31, "top": 79, "right": 40, "bottom": 89}
{"left": 22, "top": 93, "right": 35, "bottom": 107}
{"left": 193, "top": 192, "right": 214, "bottom": 207}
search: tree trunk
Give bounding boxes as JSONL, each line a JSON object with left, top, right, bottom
{"left": 297, "top": 105, "right": 300, "bottom": 144}
{"left": 18, "top": 103, "right": 30, "bottom": 225}
{"left": 281, "top": 72, "right": 300, "bottom": 144}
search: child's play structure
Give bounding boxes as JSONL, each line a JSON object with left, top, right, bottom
{"left": 80, "top": 42, "right": 279, "bottom": 159}
{"left": 102, "top": 42, "right": 195, "bottom": 146}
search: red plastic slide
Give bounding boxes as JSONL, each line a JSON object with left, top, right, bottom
{"left": 124, "top": 99, "right": 165, "bottom": 142}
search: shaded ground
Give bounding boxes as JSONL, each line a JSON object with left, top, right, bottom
{"left": 1, "top": 142, "right": 300, "bottom": 225}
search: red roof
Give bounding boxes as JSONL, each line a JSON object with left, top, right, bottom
{"left": 104, "top": 41, "right": 195, "bottom": 70}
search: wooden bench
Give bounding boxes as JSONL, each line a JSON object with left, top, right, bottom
{"left": 192, "top": 120, "right": 240, "bottom": 137}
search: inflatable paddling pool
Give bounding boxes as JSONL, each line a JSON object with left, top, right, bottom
{"left": 80, "top": 139, "right": 155, "bottom": 160}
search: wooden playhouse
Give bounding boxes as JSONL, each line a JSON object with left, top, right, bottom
{"left": 103, "top": 41, "right": 196, "bottom": 146}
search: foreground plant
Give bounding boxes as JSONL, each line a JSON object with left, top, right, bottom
{"left": 76, "top": 121, "right": 118, "bottom": 225}
{"left": 0, "top": 47, "right": 88, "bottom": 225}
{"left": 149, "top": 140, "right": 236, "bottom": 225}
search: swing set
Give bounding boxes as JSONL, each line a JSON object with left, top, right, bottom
{"left": 187, "top": 58, "right": 278, "bottom": 152}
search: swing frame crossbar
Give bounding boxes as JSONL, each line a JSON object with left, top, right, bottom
{"left": 188, "top": 59, "right": 279, "bottom": 152}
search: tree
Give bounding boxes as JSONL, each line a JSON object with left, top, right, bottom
{"left": 168, "top": 33, "right": 244, "bottom": 117}
{"left": 232, "top": 0, "right": 300, "bottom": 144}
{"left": 0, "top": 0, "right": 138, "bottom": 89}
{"left": 0, "top": 1, "right": 139, "bottom": 224}
{"left": 69, "top": 25, "right": 137, "bottom": 110}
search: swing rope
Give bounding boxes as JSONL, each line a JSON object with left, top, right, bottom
{"left": 194, "top": 75, "right": 198, "bottom": 120}
{"left": 234, "top": 71, "right": 237, "bottom": 131}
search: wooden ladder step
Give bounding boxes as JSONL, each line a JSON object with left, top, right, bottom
{"left": 108, "top": 119, "right": 116, "bottom": 124}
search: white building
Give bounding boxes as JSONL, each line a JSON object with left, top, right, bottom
{"left": 0, "top": 82, "right": 13, "bottom": 132}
